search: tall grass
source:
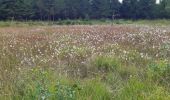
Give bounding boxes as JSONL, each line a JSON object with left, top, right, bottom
{"left": 0, "top": 23, "right": 170, "bottom": 99}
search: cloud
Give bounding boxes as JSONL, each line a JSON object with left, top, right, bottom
{"left": 119, "top": 0, "right": 160, "bottom": 4}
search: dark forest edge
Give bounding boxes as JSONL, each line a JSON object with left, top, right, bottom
{"left": 0, "top": 0, "right": 170, "bottom": 21}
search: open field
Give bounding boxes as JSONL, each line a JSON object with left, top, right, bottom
{"left": 0, "top": 22, "right": 170, "bottom": 99}
{"left": 1, "top": 19, "right": 170, "bottom": 27}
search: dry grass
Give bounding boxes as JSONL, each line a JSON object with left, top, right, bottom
{"left": 0, "top": 24, "right": 170, "bottom": 99}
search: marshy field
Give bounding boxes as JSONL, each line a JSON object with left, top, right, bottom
{"left": 0, "top": 21, "right": 170, "bottom": 99}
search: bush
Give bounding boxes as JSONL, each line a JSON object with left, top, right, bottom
{"left": 55, "top": 82, "right": 79, "bottom": 100}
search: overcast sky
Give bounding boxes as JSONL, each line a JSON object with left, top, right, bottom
{"left": 119, "top": 0, "right": 160, "bottom": 4}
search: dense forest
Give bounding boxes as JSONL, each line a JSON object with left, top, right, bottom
{"left": 0, "top": 0, "right": 170, "bottom": 20}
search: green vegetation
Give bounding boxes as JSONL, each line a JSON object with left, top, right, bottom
{"left": 0, "top": 22, "right": 170, "bottom": 99}
{"left": 0, "top": 0, "right": 170, "bottom": 20}
{"left": 1, "top": 19, "right": 170, "bottom": 27}
{"left": 92, "top": 56, "right": 120, "bottom": 72}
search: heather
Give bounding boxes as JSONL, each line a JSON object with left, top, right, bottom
{"left": 0, "top": 23, "right": 170, "bottom": 99}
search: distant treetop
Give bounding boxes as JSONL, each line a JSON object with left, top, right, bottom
{"left": 0, "top": 0, "right": 169, "bottom": 20}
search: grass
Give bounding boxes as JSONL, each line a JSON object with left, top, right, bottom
{"left": 0, "top": 21, "right": 170, "bottom": 99}
{"left": 1, "top": 19, "right": 170, "bottom": 27}
{"left": 116, "top": 77, "right": 170, "bottom": 100}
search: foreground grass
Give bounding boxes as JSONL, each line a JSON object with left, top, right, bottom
{"left": 0, "top": 24, "right": 170, "bottom": 99}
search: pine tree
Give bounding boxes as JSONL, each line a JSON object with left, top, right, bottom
{"left": 0, "top": 0, "right": 17, "bottom": 20}
{"left": 110, "top": 0, "right": 121, "bottom": 15}
{"left": 91, "top": 0, "right": 112, "bottom": 19}
{"left": 138, "top": 0, "right": 156, "bottom": 19}
{"left": 165, "top": 0, "right": 170, "bottom": 18}
{"left": 120, "top": 0, "right": 139, "bottom": 19}
{"left": 0, "top": 0, "right": 170, "bottom": 20}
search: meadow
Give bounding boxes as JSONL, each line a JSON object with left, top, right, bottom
{"left": 0, "top": 21, "right": 170, "bottom": 99}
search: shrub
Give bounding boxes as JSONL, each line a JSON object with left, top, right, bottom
{"left": 55, "top": 82, "right": 78, "bottom": 100}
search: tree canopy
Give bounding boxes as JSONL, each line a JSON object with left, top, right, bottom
{"left": 0, "top": 0, "right": 169, "bottom": 20}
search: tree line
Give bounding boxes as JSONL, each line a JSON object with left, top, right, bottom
{"left": 0, "top": 0, "right": 170, "bottom": 21}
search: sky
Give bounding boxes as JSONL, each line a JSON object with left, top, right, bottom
{"left": 119, "top": 0, "right": 160, "bottom": 4}
{"left": 119, "top": 0, "right": 123, "bottom": 3}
